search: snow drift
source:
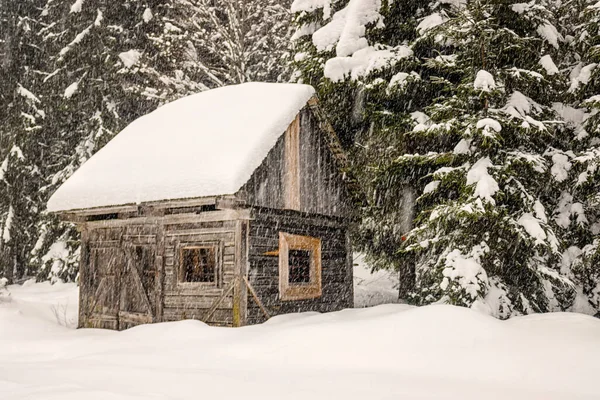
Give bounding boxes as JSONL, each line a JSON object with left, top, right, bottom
{"left": 1, "top": 282, "right": 599, "bottom": 400}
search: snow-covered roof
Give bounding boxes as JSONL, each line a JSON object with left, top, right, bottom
{"left": 48, "top": 83, "right": 316, "bottom": 212}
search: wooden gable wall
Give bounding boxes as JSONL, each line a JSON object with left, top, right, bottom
{"left": 237, "top": 106, "right": 351, "bottom": 218}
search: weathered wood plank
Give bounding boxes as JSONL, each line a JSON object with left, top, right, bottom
{"left": 78, "top": 227, "right": 90, "bottom": 329}
{"left": 155, "top": 222, "right": 166, "bottom": 322}
{"left": 284, "top": 114, "right": 301, "bottom": 210}
{"left": 165, "top": 228, "right": 236, "bottom": 237}
{"left": 164, "top": 295, "right": 233, "bottom": 309}
{"left": 232, "top": 220, "right": 249, "bottom": 327}
{"left": 243, "top": 275, "right": 270, "bottom": 320}
{"left": 86, "top": 209, "right": 250, "bottom": 229}
{"left": 203, "top": 281, "right": 235, "bottom": 322}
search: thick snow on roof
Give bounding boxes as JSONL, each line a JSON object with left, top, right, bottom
{"left": 48, "top": 82, "right": 315, "bottom": 212}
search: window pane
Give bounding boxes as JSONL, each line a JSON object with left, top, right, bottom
{"left": 182, "top": 248, "right": 215, "bottom": 283}
{"left": 289, "top": 249, "right": 311, "bottom": 284}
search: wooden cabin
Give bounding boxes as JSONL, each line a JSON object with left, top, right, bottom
{"left": 48, "top": 83, "right": 357, "bottom": 329}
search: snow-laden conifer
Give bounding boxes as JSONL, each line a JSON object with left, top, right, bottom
{"left": 292, "top": 0, "right": 586, "bottom": 317}
{"left": 0, "top": 0, "right": 293, "bottom": 283}
{"left": 557, "top": 0, "right": 600, "bottom": 315}
{"left": 391, "top": 1, "right": 578, "bottom": 317}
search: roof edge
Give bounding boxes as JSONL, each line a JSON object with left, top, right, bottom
{"left": 53, "top": 195, "right": 229, "bottom": 220}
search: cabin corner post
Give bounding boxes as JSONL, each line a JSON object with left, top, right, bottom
{"left": 345, "top": 229, "right": 354, "bottom": 308}
{"left": 233, "top": 219, "right": 249, "bottom": 327}
{"left": 155, "top": 220, "right": 166, "bottom": 323}
{"left": 78, "top": 224, "right": 90, "bottom": 328}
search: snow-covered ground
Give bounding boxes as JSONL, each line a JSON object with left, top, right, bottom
{"left": 2, "top": 269, "right": 600, "bottom": 399}
{"left": 353, "top": 253, "right": 400, "bottom": 307}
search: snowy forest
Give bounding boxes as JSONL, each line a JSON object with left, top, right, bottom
{"left": 2, "top": 0, "right": 600, "bottom": 319}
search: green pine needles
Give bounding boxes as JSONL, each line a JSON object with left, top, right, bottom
{"left": 292, "top": 0, "right": 600, "bottom": 317}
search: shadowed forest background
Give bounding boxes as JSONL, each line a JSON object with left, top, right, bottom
{"left": 2, "top": 0, "right": 600, "bottom": 319}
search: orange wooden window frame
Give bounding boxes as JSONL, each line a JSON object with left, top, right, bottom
{"left": 278, "top": 232, "right": 322, "bottom": 301}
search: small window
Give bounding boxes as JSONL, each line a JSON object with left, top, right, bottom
{"left": 289, "top": 249, "right": 311, "bottom": 284}
{"left": 279, "top": 232, "right": 322, "bottom": 301}
{"left": 180, "top": 246, "right": 216, "bottom": 283}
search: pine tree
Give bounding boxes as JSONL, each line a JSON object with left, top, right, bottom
{"left": 29, "top": 0, "right": 181, "bottom": 282}
{"left": 291, "top": 0, "right": 469, "bottom": 295}
{"left": 293, "top": 0, "right": 585, "bottom": 317}
{"left": 0, "top": 0, "right": 295, "bottom": 283}
{"left": 559, "top": 0, "right": 600, "bottom": 315}
{"left": 165, "top": 0, "right": 292, "bottom": 88}
{"left": 396, "top": 1, "right": 578, "bottom": 317}
{"left": 0, "top": 0, "right": 48, "bottom": 283}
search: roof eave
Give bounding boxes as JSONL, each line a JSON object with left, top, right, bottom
{"left": 52, "top": 194, "right": 247, "bottom": 221}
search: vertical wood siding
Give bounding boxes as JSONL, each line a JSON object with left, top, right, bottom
{"left": 161, "top": 218, "right": 237, "bottom": 327}
{"left": 80, "top": 224, "right": 158, "bottom": 330}
{"left": 79, "top": 213, "right": 243, "bottom": 329}
{"left": 238, "top": 107, "right": 351, "bottom": 218}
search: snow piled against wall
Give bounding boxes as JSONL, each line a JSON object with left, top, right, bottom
{"left": 1, "top": 281, "right": 600, "bottom": 399}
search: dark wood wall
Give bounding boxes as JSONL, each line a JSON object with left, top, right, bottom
{"left": 246, "top": 208, "right": 354, "bottom": 325}
{"left": 238, "top": 107, "right": 351, "bottom": 218}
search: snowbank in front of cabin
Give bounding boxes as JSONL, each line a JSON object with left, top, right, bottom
{"left": 2, "top": 281, "right": 600, "bottom": 400}
{"left": 47, "top": 83, "right": 315, "bottom": 212}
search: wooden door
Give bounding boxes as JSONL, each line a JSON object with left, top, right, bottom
{"left": 118, "top": 245, "right": 157, "bottom": 329}
{"left": 85, "top": 247, "right": 125, "bottom": 329}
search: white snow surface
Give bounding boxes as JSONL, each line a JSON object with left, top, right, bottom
{"left": 63, "top": 81, "right": 79, "bottom": 98}
{"left": 551, "top": 153, "right": 572, "bottom": 182}
{"left": 453, "top": 138, "right": 471, "bottom": 154}
{"left": 70, "top": 0, "right": 84, "bottom": 13}
{"left": 476, "top": 118, "right": 502, "bottom": 137}
{"left": 2, "top": 281, "right": 600, "bottom": 400}
{"left": 537, "top": 23, "right": 561, "bottom": 49}
{"left": 291, "top": 22, "right": 318, "bottom": 41}
{"left": 142, "top": 7, "right": 153, "bottom": 22}
{"left": 474, "top": 70, "right": 496, "bottom": 92}
{"left": 118, "top": 49, "right": 142, "bottom": 68}
{"left": 569, "top": 63, "right": 597, "bottom": 92}
{"left": 311, "top": 0, "right": 383, "bottom": 57}
{"left": 518, "top": 213, "right": 549, "bottom": 247}
{"left": 3, "top": 205, "right": 13, "bottom": 242}
{"left": 417, "top": 13, "right": 446, "bottom": 35}
{"left": 539, "top": 55, "right": 559, "bottom": 75}
{"left": 441, "top": 246, "right": 488, "bottom": 299}
{"left": 47, "top": 83, "right": 315, "bottom": 212}
{"left": 511, "top": 3, "right": 529, "bottom": 14}
{"left": 353, "top": 253, "right": 400, "bottom": 307}
{"left": 16, "top": 84, "right": 40, "bottom": 103}
{"left": 467, "top": 157, "right": 499, "bottom": 205}
{"left": 423, "top": 180, "right": 440, "bottom": 194}
{"left": 291, "top": 0, "right": 332, "bottom": 19}
{"left": 323, "top": 45, "right": 412, "bottom": 82}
